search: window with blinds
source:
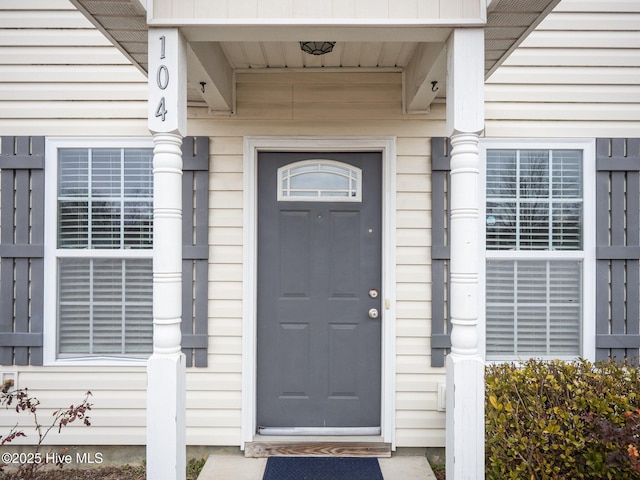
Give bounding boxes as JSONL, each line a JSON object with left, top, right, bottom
{"left": 485, "top": 148, "right": 585, "bottom": 360}
{"left": 55, "top": 147, "right": 153, "bottom": 359}
{"left": 58, "top": 258, "right": 152, "bottom": 356}
{"left": 58, "top": 148, "right": 153, "bottom": 249}
{"left": 486, "top": 260, "right": 582, "bottom": 357}
{"left": 486, "top": 149, "right": 583, "bottom": 251}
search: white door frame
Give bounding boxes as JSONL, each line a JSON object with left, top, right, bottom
{"left": 241, "top": 136, "right": 397, "bottom": 449}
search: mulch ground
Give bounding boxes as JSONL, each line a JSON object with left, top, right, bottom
{"left": 1, "top": 466, "right": 146, "bottom": 480}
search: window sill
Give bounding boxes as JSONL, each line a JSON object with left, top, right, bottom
{"left": 45, "top": 356, "right": 150, "bottom": 367}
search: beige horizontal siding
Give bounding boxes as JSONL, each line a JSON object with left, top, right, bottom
{"left": 554, "top": 0, "right": 640, "bottom": 12}
{"left": 233, "top": 72, "right": 411, "bottom": 121}
{"left": 0, "top": 368, "right": 147, "bottom": 445}
{"left": 0, "top": 83, "right": 147, "bottom": 101}
{"left": 486, "top": 0, "right": 640, "bottom": 137}
{"left": 0, "top": 0, "right": 74, "bottom": 10}
{"left": 189, "top": 71, "right": 445, "bottom": 448}
{"left": 0, "top": 65, "right": 147, "bottom": 83}
{"left": 521, "top": 31, "right": 640, "bottom": 49}
{"left": 538, "top": 12, "right": 640, "bottom": 30}
{"left": 0, "top": 29, "right": 111, "bottom": 46}
{"left": 0, "top": 11, "right": 93, "bottom": 29}
{"left": 0, "top": 0, "right": 543, "bottom": 452}
{"left": 0, "top": 1, "right": 153, "bottom": 449}
{"left": 201, "top": 136, "right": 244, "bottom": 447}
{"left": 0, "top": 0, "right": 147, "bottom": 136}
{"left": 485, "top": 84, "right": 640, "bottom": 103}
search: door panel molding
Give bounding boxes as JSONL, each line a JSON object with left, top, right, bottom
{"left": 242, "top": 136, "right": 397, "bottom": 449}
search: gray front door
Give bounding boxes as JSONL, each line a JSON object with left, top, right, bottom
{"left": 257, "top": 151, "right": 382, "bottom": 433}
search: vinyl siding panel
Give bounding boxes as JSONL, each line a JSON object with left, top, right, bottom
{"left": 0, "top": 1, "right": 147, "bottom": 136}
{"left": 0, "top": 2, "right": 154, "bottom": 448}
{"left": 486, "top": 0, "right": 640, "bottom": 138}
{"left": 0, "top": 368, "right": 147, "bottom": 445}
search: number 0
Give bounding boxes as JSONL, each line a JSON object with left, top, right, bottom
{"left": 157, "top": 65, "right": 169, "bottom": 90}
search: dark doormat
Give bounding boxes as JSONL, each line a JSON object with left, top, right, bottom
{"left": 262, "top": 457, "right": 384, "bottom": 480}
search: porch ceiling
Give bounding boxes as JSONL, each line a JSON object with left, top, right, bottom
{"left": 70, "top": 0, "right": 559, "bottom": 113}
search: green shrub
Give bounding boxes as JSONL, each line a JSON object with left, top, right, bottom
{"left": 485, "top": 359, "right": 640, "bottom": 480}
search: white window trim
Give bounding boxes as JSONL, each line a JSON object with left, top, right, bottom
{"left": 478, "top": 138, "right": 596, "bottom": 362}
{"left": 44, "top": 137, "right": 154, "bottom": 367}
{"left": 241, "top": 136, "right": 397, "bottom": 450}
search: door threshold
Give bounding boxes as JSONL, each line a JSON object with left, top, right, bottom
{"left": 253, "top": 434, "right": 385, "bottom": 443}
{"left": 245, "top": 438, "right": 391, "bottom": 458}
{"left": 258, "top": 426, "right": 381, "bottom": 436}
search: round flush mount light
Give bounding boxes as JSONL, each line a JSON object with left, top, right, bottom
{"left": 299, "top": 41, "right": 336, "bottom": 56}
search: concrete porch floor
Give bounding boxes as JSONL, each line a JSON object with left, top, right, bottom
{"left": 197, "top": 452, "right": 437, "bottom": 480}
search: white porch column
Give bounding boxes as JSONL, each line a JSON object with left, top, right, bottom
{"left": 147, "top": 27, "right": 188, "bottom": 480}
{"left": 445, "top": 28, "right": 485, "bottom": 480}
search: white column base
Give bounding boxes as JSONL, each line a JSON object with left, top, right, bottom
{"left": 446, "top": 353, "right": 485, "bottom": 480}
{"left": 147, "top": 353, "right": 187, "bottom": 480}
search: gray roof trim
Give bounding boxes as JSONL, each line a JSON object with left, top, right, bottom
{"left": 484, "top": 0, "right": 562, "bottom": 78}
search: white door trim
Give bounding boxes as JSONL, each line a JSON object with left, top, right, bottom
{"left": 241, "top": 136, "right": 397, "bottom": 449}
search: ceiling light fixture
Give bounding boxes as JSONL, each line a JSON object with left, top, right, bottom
{"left": 299, "top": 41, "right": 336, "bottom": 56}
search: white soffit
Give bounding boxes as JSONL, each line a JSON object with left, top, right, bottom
{"left": 70, "top": 0, "right": 560, "bottom": 108}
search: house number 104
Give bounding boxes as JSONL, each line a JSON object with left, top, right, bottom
{"left": 155, "top": 35, "right": 169, "bottom": 121}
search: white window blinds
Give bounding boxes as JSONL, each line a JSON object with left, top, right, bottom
{"left": 58, "top": 258, "right": 153, "bottom": 356}
{"left": 486, "top": 149, "right": 583, "bottom": 251}
{"left": 486, "top": 260, "right": 582, "bottom": 358}
{"left": 56, "top": 147, "right": 153, "bottom": 358}
{"left": 485, "top": 148, "right": 585, "bottom": 360}
{"left": 58, "top": 148, "right": 153, "bottom": 249}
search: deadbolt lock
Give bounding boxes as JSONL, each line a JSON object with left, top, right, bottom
{"left": 368, "top": 289, "right": 379, "bottom": 299}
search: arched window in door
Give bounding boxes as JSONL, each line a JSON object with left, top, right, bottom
{"left": 277, "top": 159, "right": 362, "bottom": 202}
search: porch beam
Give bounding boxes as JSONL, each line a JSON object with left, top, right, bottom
{"left": 404, "top": 42, "right": 447, "bottom": 113}
{"left": 147, "top": 27, "right": 188, "bottom": 480}
{"left": 181, "top": 25, "right": 454, "bottom": 43}
{"left": 188, "top": 42, "right": 234, "bottom": 114}
{"left": 444, "top": 28, "right": 485, "bottom": 480}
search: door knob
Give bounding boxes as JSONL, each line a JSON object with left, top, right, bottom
{"left": 368, "top": 308, "right": 379, "bottom": 319}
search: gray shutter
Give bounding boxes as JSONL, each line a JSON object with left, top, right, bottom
{"left": 431, "top": 138, "right": 451, "bottom": 367}
{"left": 596, "top": 138, "right": 640, "bottom": 361}
{"left": 0, "top": 137, "right": 45, "bottom": 366}
{"left": 181, "top": 137, "right": 209, "bottom": 367}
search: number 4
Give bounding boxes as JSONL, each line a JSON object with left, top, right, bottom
{"left": 155, "top": 97, "right": 167, "bottom": 121}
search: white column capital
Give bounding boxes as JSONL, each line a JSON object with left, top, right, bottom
{"left": 445, "top": 28, "right": 485, "bottom": 136}
{"left": 148, "top": 28, "right": 187, "bottom": 136}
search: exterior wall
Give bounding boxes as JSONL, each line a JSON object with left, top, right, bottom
{"left": 0, "top": 0, "right": 148, "bottom": 136}
{"left": 151, "top": 0, "right": 482, "bottom": 22}
{"left": 189, "top": 71, "right": 447, "bottom": 448}
{"left": 0, "top": 0, "right": 149, "bottom": 446}
{"left": 485, "top": 0, "right": 640, "bottom": 138}
{"left": 0, "top": 1, "right": 447, "bottom": 448}
{"left": 6, "top": 0, "right": 639, "bottom": 451}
